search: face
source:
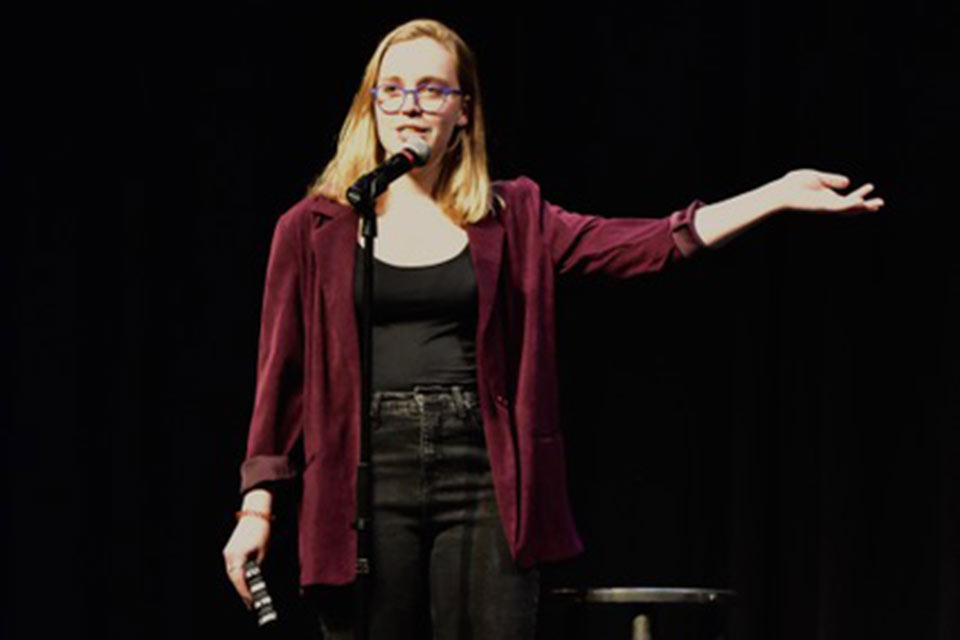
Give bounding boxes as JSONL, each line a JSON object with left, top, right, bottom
{"left": 373, "top": 37, "right": 469, "bottom": 171}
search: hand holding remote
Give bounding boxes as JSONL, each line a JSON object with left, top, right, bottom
{"left": 223, "top": 512, "right": 272, "bottom": 613}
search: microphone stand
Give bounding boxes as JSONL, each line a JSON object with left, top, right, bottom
{"left": 346, "top": 173, "right": 382, "bottom": 640}
{"left": 345, "top": 143, "right": 426, "bottom": 640}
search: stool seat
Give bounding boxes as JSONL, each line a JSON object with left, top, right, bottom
{"left": 548, "top": 587, "right": 736, "bottom": 639}
{"left": 551, "top": 587, "right": 736, "bottom": 604}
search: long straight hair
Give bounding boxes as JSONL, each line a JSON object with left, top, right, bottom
{"left": 306, "top": 18, "right": 502, "bottom": 226}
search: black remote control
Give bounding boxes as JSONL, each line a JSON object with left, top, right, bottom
{"left": 243, "top": 559, "right": 278, "bottom": 626}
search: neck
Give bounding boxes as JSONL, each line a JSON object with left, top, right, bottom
{"left": 385, "top": 161, "right": 443, "bottom": 203}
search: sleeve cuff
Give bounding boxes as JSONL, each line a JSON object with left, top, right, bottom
{"left": 239, "top": 455, "right": 300, "bottom": 495}
{"left": 668, "top": 198, "right": 708, "bottom": 258}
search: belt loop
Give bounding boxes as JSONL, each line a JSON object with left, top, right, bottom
{"left": 450, "top": 385, "right": 466, "bottom": 418}
{"left": 412, "top": 388, "right": 425, "bottom": 414}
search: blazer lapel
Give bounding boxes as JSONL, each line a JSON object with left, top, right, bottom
{"left": 306, "top": 197, "right": 362, "bottom": 408}
{"left": 465, "top": 206, "right": 505, "bottom": 352}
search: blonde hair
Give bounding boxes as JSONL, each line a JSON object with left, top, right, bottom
{"left": 306, "top": 18, "right": 502, "bottom": 227}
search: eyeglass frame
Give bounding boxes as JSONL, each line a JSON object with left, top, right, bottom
{"left": 369, "top": 83, "right": 467, "bottom": 114}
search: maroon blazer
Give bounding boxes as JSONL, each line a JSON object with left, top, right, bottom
{"left": 239, "top": 175, "right": 707, "bottom": 588}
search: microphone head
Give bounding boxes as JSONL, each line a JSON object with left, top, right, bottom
{"left": 403, "top": 137, "right": 431, "bottom": 167}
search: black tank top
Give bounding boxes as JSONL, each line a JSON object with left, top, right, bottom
{"left": 354, "top": 240, "right": 479, "bottom": 392}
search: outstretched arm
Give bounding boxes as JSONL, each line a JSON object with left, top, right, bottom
{"left": 694, "top": 169, "right": 886, "bottom": 248}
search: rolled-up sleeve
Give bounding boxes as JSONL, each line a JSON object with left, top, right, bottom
{"left": 667, "top": 199, "right": 708, "bottom": 258}
{"left": 239, "top": 213, "right": 305, "bottom": 497}
{"left": 528, "top": 176, "right": 707, "bottom": 277}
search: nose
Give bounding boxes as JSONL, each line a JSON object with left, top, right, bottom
{"left": 400, "top": 90, "right": 422, "bottom": 115}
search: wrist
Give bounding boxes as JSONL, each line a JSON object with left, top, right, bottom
{"left": 761, "top": 177, "right": 788, "bottom": 216}
{"left": 236, "top": 509, "right": 275, "bottom": 523}
{"left": 241, "top": 487, "right": 273, "bottom": 512}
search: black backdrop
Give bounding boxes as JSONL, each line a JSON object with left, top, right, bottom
{"left": 8, "top": 2, "right": 958, "bottom": 639}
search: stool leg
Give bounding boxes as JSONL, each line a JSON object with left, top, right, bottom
{"left": 632, "top": 614, "right": 651, "bottom": 640}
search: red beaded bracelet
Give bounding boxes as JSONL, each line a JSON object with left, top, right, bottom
{"left": 235, "top": 509, "right": 275, "bottom": 522}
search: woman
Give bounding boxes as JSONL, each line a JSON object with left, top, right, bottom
{"left": 222, "top": 17, "right": 884, "bottom": 640}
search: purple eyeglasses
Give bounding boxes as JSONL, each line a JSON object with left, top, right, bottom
{"left": 370, "top": 83, "right": 466, "bottom": 114}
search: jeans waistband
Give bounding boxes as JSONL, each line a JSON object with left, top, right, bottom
{"left": 370, "top": 384, "right": 479, "bottom": 418}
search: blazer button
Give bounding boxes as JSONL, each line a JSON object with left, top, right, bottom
{"left": 495, "top": 394, "right": 507, "bottom": 406}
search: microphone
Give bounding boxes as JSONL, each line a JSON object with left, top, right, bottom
{"left": 347, "top": 138, "right": 430, "bottom": 207}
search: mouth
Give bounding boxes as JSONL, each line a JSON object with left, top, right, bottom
{"left": 397, "top": 126, "right": 430, "bottom": 140}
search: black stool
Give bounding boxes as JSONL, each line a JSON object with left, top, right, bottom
{"left": 550, "top": 587, "right": 736, "bottom": 640}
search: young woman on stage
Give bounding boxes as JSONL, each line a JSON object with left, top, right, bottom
{"left": 223, "top": 18, "right": 884, "bottom": 639}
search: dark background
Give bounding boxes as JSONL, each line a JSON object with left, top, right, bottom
{"left": 8, "top": 1, "right": 958, "bottom": 639}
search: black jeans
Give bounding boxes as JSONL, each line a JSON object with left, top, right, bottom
{"left": 304, "top": 384, "right": 540, "bottom": 640}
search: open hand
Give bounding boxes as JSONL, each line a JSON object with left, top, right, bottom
{"left": 776, "top": 169, "right": 885, "bottom": 214}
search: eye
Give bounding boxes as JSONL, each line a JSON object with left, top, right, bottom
{"left": 379, "top": 83, "right": 403, "bottom": 96}
{"left": 419, "top": 85, "right": 446, "bottom": 97}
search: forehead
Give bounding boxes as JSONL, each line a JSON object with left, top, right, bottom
{"left": 378, "top": 37, "right": 458, "bottom": 83}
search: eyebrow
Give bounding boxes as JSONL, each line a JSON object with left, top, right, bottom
{"left": 378, "top": 75, "right": 452, "bottom": 86}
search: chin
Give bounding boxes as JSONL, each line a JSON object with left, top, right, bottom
{"left": 397, "top": 135, "right": 433, "bottom": 150}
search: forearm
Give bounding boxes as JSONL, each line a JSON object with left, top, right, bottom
{"left": 693, "top": 179, "right": 784, "bottom": 248}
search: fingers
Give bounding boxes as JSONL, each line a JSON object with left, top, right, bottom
{"left": 846, "top": 183, "right": 885, "bottom": 211}
{"left": 821, "top": 172, "right": 850, "bottom": 188}
{"left": 851, "top": 183, "right": 875, "bottom": 197}
{"left": 839, "top": 196, "right": 885, "bottom": 216}
{"left": 232, "top": 566, "right": 255, "bottom": 610}
{"left": 225, "top": 556, "right": 254, "bottom": 610}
